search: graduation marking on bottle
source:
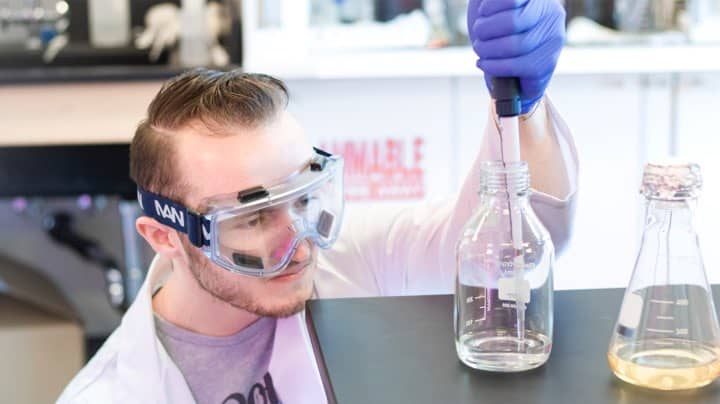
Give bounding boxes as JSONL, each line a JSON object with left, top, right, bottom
{"left": 465, "top": 289, "right": 487, "bottom": 325}
{"left": 631, "top": 297, "right": 693, "bottom": 336}
{"left": 646, "top": 328, "right": 676, "bottom": 334}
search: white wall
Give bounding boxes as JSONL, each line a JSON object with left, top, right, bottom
{"left": 288, "top": 78, "right": 456, "bottom": 207}
{"left": 676, "top": 74, "right": 720, "bottom": 286}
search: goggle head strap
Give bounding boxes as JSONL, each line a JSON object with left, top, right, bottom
{"left": 136, "top": 187, "right": 210, "bottom": 248}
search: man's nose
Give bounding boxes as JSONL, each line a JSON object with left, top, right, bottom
{"left": 274, "top": 208, "right": 297, "bottom": 229}
{"left": 291, "top": 239, "right": 312, "bottom": 263}
{"left": 267, "top": 211, "right": 308, "bottom": 261}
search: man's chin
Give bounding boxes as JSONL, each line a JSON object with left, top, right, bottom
{"left": 268, "top": 299, "right": 308, "bottom": 318}
{"left": 243, "top": 294, "right": 310, "bottom": 318}
{"left": 231, "top": 279, "right": 314, "bottom": 318}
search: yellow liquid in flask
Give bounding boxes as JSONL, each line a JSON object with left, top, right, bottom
{"left": 608, "top": 341, "right": 720, "bottom": 390}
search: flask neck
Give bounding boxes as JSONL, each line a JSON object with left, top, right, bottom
{"left": 641, "top": 198, "right": 698, "bottom": 274}
{"left": 634, "top": 197, "right": 707, "bottom": 289}
{"left": 644, "top": 198, "right": 696, "bottom": 232}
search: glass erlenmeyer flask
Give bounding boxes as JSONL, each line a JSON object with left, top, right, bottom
{"left": 608, "top": 161, "right": 720, "bottom": 390}
{"left": 455, "top": 161, "right": 554, "bottom": 372}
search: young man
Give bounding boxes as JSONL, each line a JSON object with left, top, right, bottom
{"left": 59, "top": 0, "right": 574, "bottom": 402}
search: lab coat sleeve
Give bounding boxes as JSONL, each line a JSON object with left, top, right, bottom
{"left": 319, "top": 96, "right": 578, "bottom": 297}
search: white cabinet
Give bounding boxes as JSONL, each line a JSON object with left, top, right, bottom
{"left": 546, "top": 75, "right": 646, "bottom": 290}
{"left": 454, "top": 77, "right": 492, "bottom": 191}
{"left": 675, "top": 73, "right": 720, "bottom": 284}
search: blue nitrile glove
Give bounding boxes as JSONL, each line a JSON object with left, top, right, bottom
{"left": 467, "top": 0, "right": 566, "bottom": 114}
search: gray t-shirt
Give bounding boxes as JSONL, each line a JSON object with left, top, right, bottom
{"left": 154, "top": 313, "right": 281, "bottom": 404}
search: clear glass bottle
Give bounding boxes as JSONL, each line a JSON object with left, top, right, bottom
{"left": 608, "top": 161, "right": 720, "bottom": 390}
{"left": 455, "top": 161, "right": 554, "bottom": 372}
{"left": 88, "top": 0, "right": 130, "bottom": 48}
{"left": 180, "top": 0, "right": 211, "bottom": 67}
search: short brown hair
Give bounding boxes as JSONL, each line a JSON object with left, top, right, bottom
{"left": 129, "top": 68, "right": 289, "bottom": 204}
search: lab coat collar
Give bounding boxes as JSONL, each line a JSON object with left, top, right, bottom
{"left": 113, "top": 255, "right": 326, "bottom": 404}
{"left": 114, "top": 255, "right": 194, "bottom": 403}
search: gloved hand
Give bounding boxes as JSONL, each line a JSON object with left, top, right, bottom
{"left": 467, "top": 0, "right": 566, "bottom": 114}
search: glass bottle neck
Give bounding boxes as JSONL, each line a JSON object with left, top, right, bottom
{"left": 479, "top": 161, "right": 530, "bottom": 199}
{"left": 480, "top": 189, "right": 530, "bottom": 201}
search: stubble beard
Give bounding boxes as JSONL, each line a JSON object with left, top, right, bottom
{"left": 183, "top": 241, "right": 314, "bottom": 318}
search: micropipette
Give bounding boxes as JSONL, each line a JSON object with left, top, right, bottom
{"left": 492, "top": 77, "right": 526, "bottom": 342}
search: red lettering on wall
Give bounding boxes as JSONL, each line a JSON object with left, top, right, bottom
{"left": 319, "top": 137, "right": 425, "bottom": 201}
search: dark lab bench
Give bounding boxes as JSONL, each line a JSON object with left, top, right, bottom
{"left": 305, "top": 287, "right": 720, "bottom": 404}
{"left": 0, "top": 64, "right": 184, "bottom": 85}
{"left": 0, "top": 144, "right": 135, "bottom": 198}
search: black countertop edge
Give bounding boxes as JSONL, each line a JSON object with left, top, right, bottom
{"left": 0, "top": 64, "right": 243, "bottom": 85}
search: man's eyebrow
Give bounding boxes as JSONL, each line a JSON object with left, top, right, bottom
{"left": 268, "top": 157, "right": 314, "bottom": 185}
{"left": 194, "top": 155, "right": 315, "bottom": 213}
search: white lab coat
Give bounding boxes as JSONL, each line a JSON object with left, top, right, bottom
{"left": 57, "top": 99, "right": 578, "bottom": 404}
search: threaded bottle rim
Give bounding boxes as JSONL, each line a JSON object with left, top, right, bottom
{"left": 480, "top": 161, "right": 529, "bottom": 195}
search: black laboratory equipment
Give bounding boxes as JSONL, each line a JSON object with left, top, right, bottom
{"left": 0, "top": 144, "right": 154, "bottom": 354}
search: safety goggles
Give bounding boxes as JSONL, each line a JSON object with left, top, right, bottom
{"left": 137, "top": 148, "right": 344, "bottom": 277}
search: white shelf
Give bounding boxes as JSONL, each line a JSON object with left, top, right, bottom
{"left": 245, "top": 45, "right": 720, "bottom": 80}
{"left": 558, "top": 45, "right": 720, "bottom": 75}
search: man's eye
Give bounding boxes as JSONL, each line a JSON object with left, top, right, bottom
{"left": 295, "top": 195, "right": 316, "bottom": 209}
{"left": 296, "top": 197, "right": 310, "bottom": 208}
{"left": 237, "top": 215, "right": 260, "bottom": 228}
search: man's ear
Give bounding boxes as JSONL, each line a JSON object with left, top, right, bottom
{"left": 136, "top": 216, "right": 184, "bottom": 259}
